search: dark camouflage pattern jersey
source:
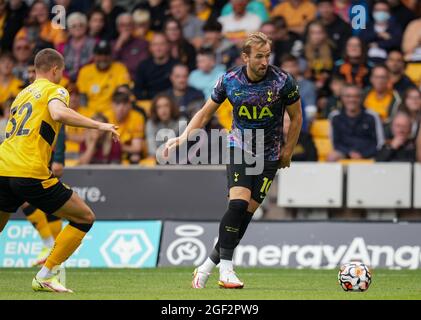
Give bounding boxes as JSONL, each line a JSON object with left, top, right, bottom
{"left": 211, "top": 65, "right": 300, "bottom": 161}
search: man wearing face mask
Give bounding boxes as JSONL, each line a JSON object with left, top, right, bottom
{"left": 359, "top": 0, "right": 402, "bottom": 64}
{"left": 76, "top": 40, "right": 131, "bottom": 119}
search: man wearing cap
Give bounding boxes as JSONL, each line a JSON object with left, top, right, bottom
{"left": 76, "top": 40, "right": 131, "bottom": 119}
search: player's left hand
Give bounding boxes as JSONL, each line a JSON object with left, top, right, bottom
{"left": 279, "top": 150, "right": 292, "bottom": 169}
{"left": 162, "top": 137, "right": 181, "bottom": 159}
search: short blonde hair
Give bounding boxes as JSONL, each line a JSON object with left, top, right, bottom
{"left": 242, "top": 32, "right": 272, "bottom": 55}
{"left": 35, "top": 48, "right": 64, "bottom": 72}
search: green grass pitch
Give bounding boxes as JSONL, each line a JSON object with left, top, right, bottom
{"left": 1, "top": 267, "right": 421, "bottom": 300}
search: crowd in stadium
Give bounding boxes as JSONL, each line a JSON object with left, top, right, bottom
{"left": 0, "top": 0, "right": 421, "bottom": 166}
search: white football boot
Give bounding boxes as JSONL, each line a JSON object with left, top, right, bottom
{"left": 192, "top": 268, "right": 210, "bottom": 289}
{"left": 218, "top": 269, "right": 244, "bottom": 289}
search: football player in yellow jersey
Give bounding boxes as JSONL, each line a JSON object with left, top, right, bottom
{"left": 21, "top": 126, "right": 66, "bottom": 267}
{"left": 16, "top": 59, "right": 67, "bottom": 267}
{"left": 0, "top": 48, "right": 119, "bottom": 293}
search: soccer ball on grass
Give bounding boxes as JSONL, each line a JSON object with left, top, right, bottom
{"left": 338, "top": 262, "right": 371, "bottom": 292}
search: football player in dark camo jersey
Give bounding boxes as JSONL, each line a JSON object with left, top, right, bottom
{"left": 164, "top": 32, "right": 302, "bottom": 289}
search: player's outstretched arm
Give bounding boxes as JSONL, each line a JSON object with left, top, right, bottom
{"left": 48, "top": 99, "right": 120, "bottom": 141}
{"left": 163, "top": 98, "right": 220, "bottom": 156}
{"left": 280, "top": 99, "right": 303, "bottom": 169}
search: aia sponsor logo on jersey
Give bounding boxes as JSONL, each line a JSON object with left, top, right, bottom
{"left": 237, "top": 105, "right": 273, "bottom": 120}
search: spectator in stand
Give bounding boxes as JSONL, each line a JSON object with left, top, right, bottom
{"left": 194, "top": 0, "right": 216, "bottom": 23}
{"left": 15, "top": 0, "right": 66, "bottom": 47}
{"left": 76, "top": 40, "right": 131, "bottom": 118}
{"left": 114, "top": 84, "right": 151, "bottom": 159}
{"left": 259, "top": 21, "right": 277, "bottom": 65}
{"left": 399, "top": 87, "right": 421, "bottom": 139}
{"left": 283, "top": 112, "right": 318, "bottom": 161}
{"left": 332, "top": 0, "right": 354, "bottom": 24}
{"left": 376, "top": 111, "right": 416, "bottom": 162}
{"left": 88, "top": 8, "right": 107, "bottom": 40}
{"left": 271, "top": 0, "right": 317, "bottom": 36}
{"left": 281, "top": 54, "right": 316, "bottom": 112}
{"left": 328, "top": 84, "right": 384, "bottom": 161}
{"left": 134, "top": 33, "right": 179, "bottom": 100}
{"left": 115, "top": 84, "right": 148, "bottom": 120}
{"left": 188, "top": 47, "right": 226, "bottom": 99}
{"left": 259, "top": 20, "right": 275, "bottom": 39}
{"left": 359, "top": 0, "right": 402, "bottom": 64}
{"left": 163, "top": 17, "right": 197, "bottom": 71}
{"left": 334, "top": 36, "right": 372, "bottom": 88}
{"left": 320, "top": 74, "right": 347, "bottom": 119}
{"left": 78, "top": 113, "right": 122, "bottom": 164}
{"left": 304, "top": 21, "right": 334, "bottom": 88}
{"left": 0, "top": 0, "right": 28, "bottom": 52}
{"left": 202, "top": 20, "right": 240, "bottom": 70}
{"left": 146, "top": 93, "right": 187, "bottom": 160}
{"left": 109, "top": 91, "right": 145, "bottom": 164}
{"left": 218, "top": 0, "right": 262, "bottom": 46}
{"left": 162, "top": 64, "right": 204, "bottom": 119}
{"left": 97, "top": 0, "right": 125, "bottom": 40}
{"left": 133, "top": 0, "right": 169, "bottom": 32}
{"left": 169, "top": 0, "right": 204, "bottom": 49}
{"left": 363, "top": 65, "right": 401, "bottom": 125}
{"left": 220, "top": 0, "right": 269, "bottom": 23}
{"left": 0, "top": 53, "right": 23, "bottom": 108}
{"left": 12, "top": 37, "right": 32, "bottom": 84}
{"left": 112, "top": 12, "right": 149, "bottom": 80}
{"left": 132, "top": 9, "right": 153, "bottom": 42}
{"left": 271, "top": 16, "right": 304, "bottom": 66}
{"left": 58, "top": 12, "right": 96, "bottom": 82}
{"left": 316, "top": 0, "right": 352, "bottom": 61}
{"left": 385, "top": 50, "right": 416, "bottom": 97}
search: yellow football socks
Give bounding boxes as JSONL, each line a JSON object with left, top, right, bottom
{"left": 48, "top": 220, "right": 63, "bottom": 239}
{"left": 26, "top": 209, "right": 52, "bottom": 240}
{"left": 45, "top": 224, "right": 86, "bottom": 270}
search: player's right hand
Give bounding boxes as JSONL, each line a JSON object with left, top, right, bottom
{"left": 98, "top": 123, "right": 120, "bottom": 142}
{"left": 51, "top": 162, "right": 64, "bottom": 178}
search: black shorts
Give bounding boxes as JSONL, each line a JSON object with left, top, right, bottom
{"left": 23, "top": 203, "right": 62, "bottom": 221}
{"left": 0, "top": 176, "right": 73, "bottom": 215}
{"left": 226, "top": 148, "right": 279, "bottom": 203}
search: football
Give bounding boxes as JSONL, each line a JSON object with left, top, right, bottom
{"left": 338, "top": 262, "right": 372, "bottom": 292}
